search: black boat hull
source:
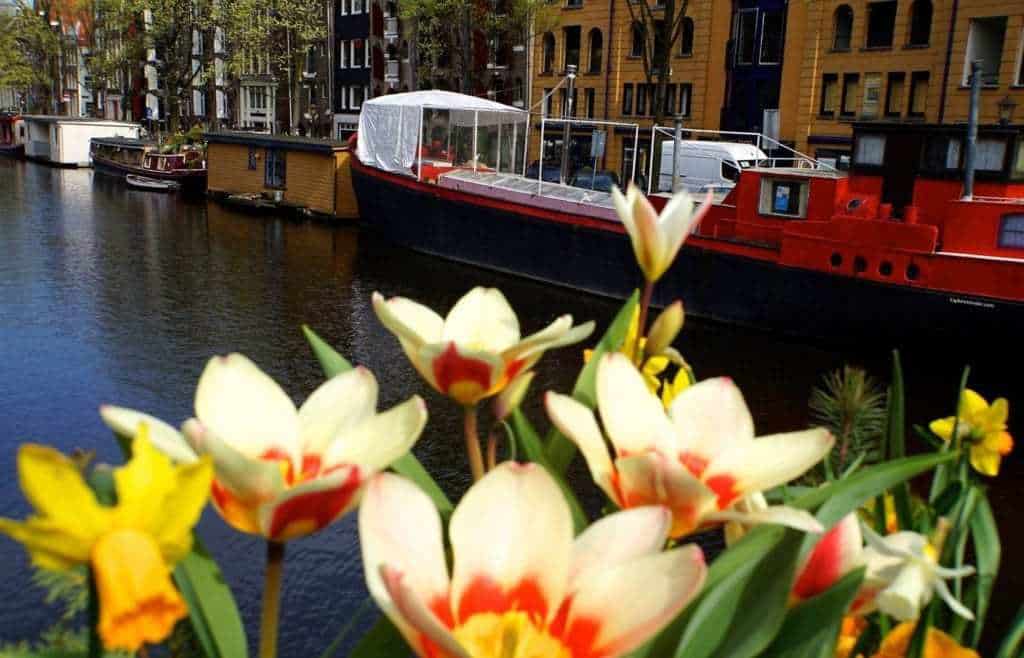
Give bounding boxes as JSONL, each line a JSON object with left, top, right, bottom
{"left": 93, "top": 157, "right": 207, "bottom": 194}
{"left": 351, "top": 164, "right": 1024, "bottom": 347}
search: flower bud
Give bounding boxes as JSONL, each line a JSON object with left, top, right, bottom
{"left": 644, "top": 301, "right": 684, "bottom": 357}
{"left": 493, "top": 371, "right": 535, "bottom": 422}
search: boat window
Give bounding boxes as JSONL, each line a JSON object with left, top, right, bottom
{"left": 998, "top": 214, "right": 1024, "bottom": 248}
{"left": 265, "top": 149, "right": 286, "bottom": 188}
{"left": 721, "top": 161, "right": 740, "bottom": 182}
{"left": 758, "top": 178, "right": 808, "bottom": 218}
{"left": 854, "top": 134, "right": 886, "bottom": 166}
{"left": 976, "top": 138, "right": 1007, "bottom": 171}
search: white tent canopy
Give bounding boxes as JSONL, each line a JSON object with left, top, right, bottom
{"left": 357, "top": 90, "right": 528, "bottom": 175}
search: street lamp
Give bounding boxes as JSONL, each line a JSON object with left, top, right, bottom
{"left": 997, "top": 95, "right": 1017, "bottom": 126}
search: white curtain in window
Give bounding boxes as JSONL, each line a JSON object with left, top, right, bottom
{"left": 976, "top": 138, "right": 1006, "bottom": 171}
{"left": 855, "top": 135, "right": 886, "bottom": 165}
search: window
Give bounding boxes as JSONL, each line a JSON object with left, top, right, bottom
{"left": 352, "top": 40, "right": 366, "bottom": 69}
{"left": 862, "top": 73, "right": 882, "bottom": 118}
{"left": 566, "top": 0, "right": 582, "bottom": 7}
{"left": 622, "top": 83, "right": 634, "bottom": 115}
{"left": 977, "top": 138, "right": 1008, "bottom": 171}
{"left": 544, "top": 87, "right": 553, "bottom": 115}
{"left": 866, "top": 1, "right": 897, "bottom": 48}
{"left": 855, "top": 134, "right": 886, "bottom": 165}
{"left": 760, "top": 11, "right": 784, "bottom": 64}
{"left": 964, "top": 17, "right": 1007, "bottom": 86}
{"left": 247, "top": 146, "right": 257, "bottom": 170}
{"left": 542, "top": 33, "right": 555, "bottom": 73}
{"left": 350, "top": 85, "right": 364, "bottom": 109}
{"left": 265, "top": 149, "right": 285, "bottom": 188}
{"left": 736, "top": 9, "right": 757, "bottom": 64}
{"left": 1018, "top": 32, "right": 1024, "bottom": 85}
{"left": 1015, "top": 141, "right": 1024, "bottom": 177}
{"left": 679, "top": 17, "right": 693, "bottom": 56}
{"left": 653, "top": 20, "right": 667, "bottom": 65}
{"left": 637, "top": 84, "right": 647, "bottom": 115}
{"left": 999, "top": 214, "right": 1024, "bottom": 248}
{"left": 922, "top": 136, "right": 961, "bottom": 171}
{"left": 564, "top": 26, "right": 581, "bottom": 69}
{"left": 885, "top": 72, "right": 905, "bottom": 117}
{"left": 833, "top": 5, "right": 853, "bottom": 51}
{"left": 664, "top": 84, "right": 676, "bottom": 115}
{"left": 909, "top": 71, "right": 929, "bottom": 116}
{"left": 820, "top": 73, "right": 838, "bottom": 116}
{"left": 338, "top": 40, "right": 347, "bottom": 68}
{"left": 758, "top": 178, "right": 808, "bottom": 217}
{"left": 679, "top": 83, "right": 691, "bottom": 116}
{"left": 588, "top": 29, "right": 602, "bottom": 73}
{"left": 585, "top": 88, "right": 595, "bottom": 118}
{"left": 631, "top": 23, "right": 643, "bottom": 57}
{"left": 341, "top": 0, "right": 348, "bottom": 15}
{"left": 351, "top": 0, "right": 363, "bottom": 13}
{"left": 841, "top": 73, "right": 860, "bottom": 116}
{"left": 908, "top": 0, "right": 932, "bottom": 46}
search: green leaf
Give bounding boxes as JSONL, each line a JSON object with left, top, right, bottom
{"left": 317, "top": 598, "right": 376, "bottom": 658}
{"left": 670, "top": 557, "right": 762, "bottom": 658}
{"left": 968, "top": 492, "right": 1000, "bottom": 648}
{"left": 546, "top": 290, "right": 639, "bottom": 473}
{"left": 511, "top": 410, "right": 588, "bottom": 534}
{"left": 996, "top": 605, "right": 1024, "bottom": 658}
{"left": 173, "top": 540, "right": 248, "bottom": 658}
{"left": 886, "top": 351, "right": 914, "bottom": 532}
{"left": 907, "top": 600, "right": 935, "bottom": 658}
{"left": 390, "top": 453, "right": 454, "bottom": 520}
{"left": 302, "top": 325, "right": 353, "bottom": 377}
{"left": 348, "top": 616, "right": 409, "bottom": 658}
{"left": 760, "top": 567, "right": 866, "bottom": 658}
{"left": 86, "top": 465, "right": 117, "bottom": 507}
{"left": 930, "top": 366, "right": 970, "bottom": 504}
{"left": 932, "top": 481, "right": 964, "bottom": 518}
{"left": 302, "top": 324, "right": 453, "bottom": 519}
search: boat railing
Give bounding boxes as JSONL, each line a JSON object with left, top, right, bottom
{"left": 538, "top": 116, "right": 641, "bottom": 193}
{"left": 969, "top": 195, "right": 1024, "bottom": 205}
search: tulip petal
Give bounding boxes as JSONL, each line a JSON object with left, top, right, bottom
{"left": 669, "top": 377, "right": 755, "bottom": 471}
{"left": 705, "top": 428, "right": 834, "bottom": 497}
{"left": 502, "top": 315, "right": 572, "bottom": 362}
{"left": 420, "top": 342, "right": 505, "bottom": 405}
{"left": 706, "top": 504, "right": 824, "bottom": 534}
{"left": 793, "top": 514, "right": 862, "bottom": 600}
{"left": 183, "top": 419, "right": 286, "bottom": 502}
{"left": 258, "top": 464, "right": 365, "bottom": 541}
{"left": 659, "top": 190, "right": 710, "bottom": 270}
{"left": 563, "top": 544, "right": 706, "bottom": 658}
{"left": 194, "top": 354, "right": 300, "bottom": 462}
{"left": 568, "top": 507, "right": 672, "bottom": 592}
{"left": 99, "top": 406, "right": 198, "bottom": 464}
{"left": 545, "top": 392, "right": 619, "bottom": 504}
{"left": 442, "top": 287, "right": 521, "bottom": 353}
{"left": 360, "top": 474, "right": 451, "bottom": 637}
{"left": 323, "top": 396, "right": 428, "bottom": 472}
{"left": 298, "top": 367, "right": 379, "bottom": 456}
{"left": 615, "top": 452, "right": 718, "bottom": 538}
{"left": 449, "top": 463, "right": 572, "bottom": 625}
{"left": 381, "top": 565, "right": 469, "bottom": 658}
{"left": 598, "top": 354, "right": 677, "bottom": 456}
{"left": 372, "top": 291, "right": 445, "bottom": 347}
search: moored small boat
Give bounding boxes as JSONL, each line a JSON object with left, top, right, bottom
{"left": 0, "top": 113, "right": 26, "bottom": 158}
{"left": 126, "top": 174, "right": 180, "bottom": 192}
{"left": 91, "top": 137, "right": 207, "bottom": 192}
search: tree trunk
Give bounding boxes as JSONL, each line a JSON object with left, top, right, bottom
{"left": 460, "top": 3, "right": 472, "bottom": 94}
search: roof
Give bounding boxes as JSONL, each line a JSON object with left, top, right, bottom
{"left": 23, "top": 115, "right": 140, "bottom": 127}
{"left": 203, "top": 131, "right": 348, "bottom": 153}
{"left": 363, "top": 90, "right": 527, "bottom": 116}
{"left": 91, "top": 137, "right": 155, "bottom": 149}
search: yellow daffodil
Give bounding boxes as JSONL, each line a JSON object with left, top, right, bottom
{"left": 836, "top": 615, "right": 867, "bottom": 658}
{"left": 872, "top": 622, "right": 980, "bottom": 658}
{"left": 929, "top": 389, "right": 1013, "bottom": 476}
{"left": 0, "top": 427, "right": 213, "bottom": 652}
{"left": 359, "top": 463, "right": 707, "bottom": 658}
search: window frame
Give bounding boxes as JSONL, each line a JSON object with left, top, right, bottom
{"left": 840, "top": 73, "right": 860, "bottom": 117}
{"left": 963, "top": 16, "right": 1008, "bottom": 87}
{"left": 865, "top": 0, "right": 898, "bottom": 49}
{"left": 622, "top": 83, "right": 634, "bottom": 115}
{"left": 678, "top": 17, "right": 694, "bottom": 57}
{"left": 908, "top": 71, "right": 929, "bottom": 117}
{"left": 885, "top": 71, "right": 906, "bottom": 118}
{"left": 734, "top": 8, "right": 758, "bottom": 65}
{"left": 264, "top": 148, "right": 286, "bottom": 189}
{"left": 759, "top": 10, "right": 784, "bottom": 65}
{"left": 588, "top": 28, "right": 603, "bottom": 73}
{"left": 832, "top": 5, "right": 853, "bottom": 51}
{"left": 758, "top": 177, "right": 809, "bottom": 218}
{"left": 542, "top": 33, "right": 556, "bottom": 73}
{"left": 630, "top": 22, "right": 644, "bottom": 58}
{"left": 819, "top": 73, "right": 838, "bottom": 117}
{"left": 679, "top": 82, "right": 692, "bottom": 117}
{"left": 907, "top": 0, "right": 932, "bottom": 47}
{"left": 998, "top": 213, "right": 1024, "bottom": 249}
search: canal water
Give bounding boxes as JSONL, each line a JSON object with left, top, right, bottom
{"left": 0, "top": 158, "right": 1019, "bottom": 655}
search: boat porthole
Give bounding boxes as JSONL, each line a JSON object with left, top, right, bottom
{"left": 830, "top": 253, "right": 842, "bottom": 268}
{"left": 853, "top": 256, "right": 867, "bottom": 274}
{"left": 906, "top": 263, "right": 920, "bottom": 281}
{"left": 879, "top": 261, "right": 893, "bottom": 277}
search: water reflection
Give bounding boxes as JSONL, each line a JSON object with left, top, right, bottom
{"left": 0, "top": 158, "right": 1019, "bottom": 655}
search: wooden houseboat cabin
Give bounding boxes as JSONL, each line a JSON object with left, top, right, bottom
{"left": 23, "top": 116, "right": 141, "bottom": 167}
{"left": 204, "top": 132, "right": 358, "bottom": 219}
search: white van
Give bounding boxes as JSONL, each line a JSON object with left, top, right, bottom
{"left": 658, "top": 140, "right": 767, "bottom": 194}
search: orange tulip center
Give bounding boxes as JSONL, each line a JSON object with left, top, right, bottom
{"left": 452, "top": 612, "right": 572, "bottom": 658}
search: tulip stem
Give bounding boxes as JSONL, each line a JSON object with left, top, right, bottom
{"left": 637, "top": 281, "right": 655, "bottom": 360}
{"left": 464, "top": 406, "right": 485, "bottom": 481}
{"left": 486, "top": 428, "right": 498, "bottom": 471}
{"left": 260, "top": 541, "right": 286, "bottom": 658}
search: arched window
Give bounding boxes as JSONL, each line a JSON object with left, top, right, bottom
{"left": 631, "top": 22, "right": 644, "bottom": 57}
{"left": 679, "top": 16, "right": 694, "bottom": 56}
{"left": 908, "top": 0, "right": 932, "bottom": 46}
{"left": 588, "top": 28, "right": 603, "bottom": 73}
{"left": 542, "top": 32, "right": 555, "bottom": 73}
{"left": 833, "top": 5, "right": 853, "bottom": 50}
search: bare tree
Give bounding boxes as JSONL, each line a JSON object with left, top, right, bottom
{"left": 623, "top": 0, "right": 690, "bottom": 123}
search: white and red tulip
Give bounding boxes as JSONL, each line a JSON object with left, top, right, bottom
{"left": 610, "top": 184, "right": 711, "bottom": 283}
{"left": 102, "top": 354, "right": 427, "bottom": 542}
{"left": 546, "top": 353, "right": 833, "bottom": 538}
{"left": 359, "top": 463, "right": 707, "bottom": 658}
{"left": 373, "top": 287, "right": 594, "bottom": 406}
{"left": 792, "top": 513, "right": 863, "bottom": 601}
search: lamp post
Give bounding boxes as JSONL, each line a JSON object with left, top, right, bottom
{"left": 997, "top": 95, "right": 1017, "bottom": 127}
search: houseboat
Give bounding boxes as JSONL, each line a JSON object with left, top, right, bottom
{"left": 204, "top": 131, "right": 358, "bottom": 220}
{"left": 0, "top": 113, "right": 26, "bottom": 157}
{"left": 23, "top": 116, "right": 140, "bottom": 167}
{"left": 348, "top": 91, "right": 1024, "bottom": 344}
{"left": 90, "top": 137, "right": 207, "bottom": 193}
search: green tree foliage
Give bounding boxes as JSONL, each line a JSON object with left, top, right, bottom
{"left": 0, "top": 2, "right": 59, "bottom": 111}
{"left": 810, "top": 365, "right": 888, "bottom": 477}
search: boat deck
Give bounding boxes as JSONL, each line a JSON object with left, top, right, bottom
{"left": 438, "top": 170, "right": 620, "bottom": 222}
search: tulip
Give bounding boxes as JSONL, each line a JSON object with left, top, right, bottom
{"left": 372, "top": 287, "right": 594, "bottom": 406}
{"left": 102, "top": 354, "right": 427, "bottom": 542}
{"left": 792, "top": 513, "right": 863, "bottom": 601}
{"left": 0, "top": 427, "right": 212, "bottom": 652}
{"left": 610, "top": 183, "right": 711, "bottom": 284}
{"left": 929, "top": 389, "right": 1013, "bottom": 476}
{"left": 547, "top": 353, "right": 833, "bottom": 538}
{"left": 860, "top": 525, "right": 975, "bottom": 622}
{"left": 359, "top": 462, "right": 708, "bottom": 658}
{"left": 644, "top": 301, "right": 685, "bottom": 358}
{"left": 872, "top": 621, "right": 980, "bottom": 658}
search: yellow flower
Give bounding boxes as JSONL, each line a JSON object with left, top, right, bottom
{"left": 929, "top": 389, "right": 1014, "bottom": 476}
{"left": 871, "top": 622, "right": 980, "bottom": 658}
{"left": 836, "top": 616, "right": 867, "bottom": 658}
{"left": 0, "top": 426, "right": 213, "bottom": 652}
